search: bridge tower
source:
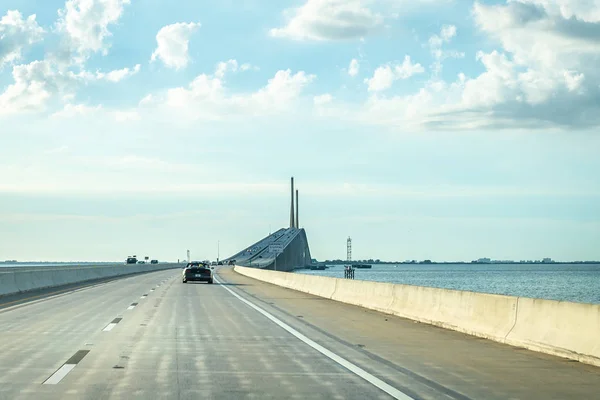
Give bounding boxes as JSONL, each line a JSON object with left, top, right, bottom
{"left": 296, "top": 189, "right": 299, "bottom": 228}
{"left": 347, "top": 237, "right": 352, "bottom": 262}
{"left": 290, "top": 177, "right": 295, "bottom": 228}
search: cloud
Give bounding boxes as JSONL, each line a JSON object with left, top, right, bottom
{"left": 348, "top": 58, "right": 359, "bottom": 76}
{"left": 0, "top": 60, "right": 77, "bottom": 116}
{"left": 139, "top": 94, "right": 154, "bottom": 106}
{"left": 0, "top": 60, "right": 143, "bottom": 116}
{"left": 43, "top": 145, "right": 69, "bottom": 154}
{"left": 51, "top": 103, "right": 141, "bottom": 121}
{"left": 364, "top": 55, "right": 424, "bottom": 91}
{"left": 342, "top": 1, "right": 600, "bottom": 131}
{"left": 150, "top": 22, "right": 200, "bottom": 69}
{"left": 51, "top": 102, "right": 102, "bottom": 118}
{"left": 162, "top": 65, "right": 315, "bottom": 120}
{"left": 214, "top": 59, "right": 257, "bottom": 78}
{"left": 269, "top": 0, "right": 384, "bottom": 41}
{"left": 0, "top": 10, "right": 45, "bottom": 68}
{"left": 240, "top": 63, "right": 258, "bottom": 72}
{"left": 314, "top": 93, "right": 333, "bottom": 105}
{"left": 56, "top": 0, "right": 131, "bottom": 63}
{"left": 428, "top": 24, "right": 464, "bottom": 75}
{"left": 95, "top": 63, "right": 140, "bottom": 82}
{"left": 113, "top": 110, "right": 140, "bottom": 121}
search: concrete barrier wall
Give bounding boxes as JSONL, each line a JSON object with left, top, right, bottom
{"left": 234, "top": 266, "right": 600, "bottom": 367}
{"left": 0, "top": 263, "right": 181, "bottom": 297}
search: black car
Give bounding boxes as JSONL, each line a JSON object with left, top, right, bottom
{"left": 182, "top": 263, "right": 213, "bottom": 284}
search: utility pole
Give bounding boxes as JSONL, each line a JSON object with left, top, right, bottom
{"left": 217, "top": 240, "right": 220, "bottom": 263}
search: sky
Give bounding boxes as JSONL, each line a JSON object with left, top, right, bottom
{"left": 1, "top": 0, "right": 599, "bottom": 263}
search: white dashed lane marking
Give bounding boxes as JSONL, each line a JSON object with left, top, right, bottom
{"left": 102, "top": 317, "right": 122, "bottom": 332}
{"left": 43, "top": 350, "right": 89, "bottom": 385}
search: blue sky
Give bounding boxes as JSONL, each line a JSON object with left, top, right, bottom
{"left": 1, "top": 0, "right": 599, "bottom": 262}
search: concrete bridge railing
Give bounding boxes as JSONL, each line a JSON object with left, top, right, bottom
{"left": 234, "top": 266, "right": 600, "bottom": 367}
{"left": 0, "top": 263, "right": 182, "bottom": 298}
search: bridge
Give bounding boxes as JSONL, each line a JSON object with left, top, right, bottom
{"left": 0, "top": 178, "right": 598, "bottom": 399}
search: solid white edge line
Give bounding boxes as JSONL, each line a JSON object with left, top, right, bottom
{"left": 43, "top": 364, "right": 76, "bottom": 385}
{"left": 214, "top": 276, "right": 413, "bottom": 400}
{"left": 102, "top": 323, "right": 117, "bottom": 332}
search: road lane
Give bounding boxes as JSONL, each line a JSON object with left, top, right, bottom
{"left": 0, "top": 269, "right": 178, "bottom": 400}
{"left": 35, "top": 271, "right": 397, "bottom": 400}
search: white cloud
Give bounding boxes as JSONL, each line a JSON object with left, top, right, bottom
{"left": 215, "top": 60, "right": 258, "bottom": 78}
{"left": 314, "top": 93, "right": 333, "bottom": 105}
{"left": 162, "top": 68, "right": 315, "bottom": 120}
{"left": 395, "top": 55, "right": 425, "bottom": 78}
{"left": 150, "top": 22, "right": 200, "bottom": 70}
{"left": 95, "top": 64, "right": 140, "bottom": 82}
{"left": 56, "top": 0, "right": 131, "bottom": 63}
{"left": 240, "top": 63, "right": 258, "bottom": 72}
{"left": 0, "top": 59, "right": 142, "bottom": 116}
{"left": 428, "top": 24, "right": 464, "bottom": 75}
{"left": 364, "top": 56, "right": 424, "bottom": 91}
{"left": 139, "top": 94, "right": 154, "bottom": 106}
{"left": 270, "top": 0, "right": 384, "bottom": 41}
{"left": 215, "top": 59, "right": 238, "bottom": 78}
{"left": 348, "top": 58, "right": 359, "bottom": 77}
{"left": 440, "top": 25, "right": 456, "bottom": 41}
{"left": 0, "top": 61, "right": 72, "bottom": 116}
{"left": 52, "top": 103, "right": 102, "bottom": 118}
{"left": 43, "top": 145, "right": 69, "bottom": 154}
{"left": 0, "top": 10, "right": 45, "bottom": 68}
{"left": 364, "top": 65, "right": 395, "bottom": 92}
{"left": 347, "top": 1, "right": 600, "bottom": 131}
{"left": 113, "top": 110, "right": 140, "bottom": 121}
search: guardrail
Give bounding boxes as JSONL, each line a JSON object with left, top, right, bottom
{"left": 234, "top": 265, "right": 600, "bottom": 367}
{"left": 0, "top": 263, "right": 182, "bottom": 297}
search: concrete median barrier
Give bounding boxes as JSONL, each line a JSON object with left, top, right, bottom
{"left": 0, "top": 263, "right": 181, "bottom": 297}
{"left": 234, "top": 265, "right": 600, "bottom": 367}
{"left": 505, "top": 297, "right": 600, "bottom": 365}
{"left": 0, "top": 273, "right": 18, "bottom": 297}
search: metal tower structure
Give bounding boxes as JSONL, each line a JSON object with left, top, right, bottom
{"left": 290, "top": 177, "right": 295, "bottom": 228}
{"left": 347, "top": 237, "right": 352, "bottom": 262}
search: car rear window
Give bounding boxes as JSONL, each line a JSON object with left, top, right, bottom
{"left": 187, "top": 268, "right": 209, "bottom": 273}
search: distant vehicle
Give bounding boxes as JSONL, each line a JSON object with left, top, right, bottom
{"left": 182, "top": 263, "right": 213, "bottom": 284}
{"left": 217, "top": 261, "right": 223, "bottom": 266}
{"left": 228, "top": 260, "right": 236, "bottom": 266}
{"left": 150, "top": 260, "right": 158, "bottom": 264}
{"left": 138, "top": 260, "right": 145, "bottom": 264}
{"left": 126, "top": 256, "right": 138, "bottom": 264}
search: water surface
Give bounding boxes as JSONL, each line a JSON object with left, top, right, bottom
{"left": 297, "top": 263, "right": 600, "bottom": 304}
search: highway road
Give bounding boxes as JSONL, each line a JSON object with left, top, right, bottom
{"left": 0, "top": 267, "right": 598, "bottom": 400}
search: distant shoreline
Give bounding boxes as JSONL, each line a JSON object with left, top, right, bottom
{"left": 317, "top": 261, "right": 600, "bottom": 265}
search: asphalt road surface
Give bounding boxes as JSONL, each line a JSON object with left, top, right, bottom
{"left": 0, "top": 267, "right": 598, "bottom": 400}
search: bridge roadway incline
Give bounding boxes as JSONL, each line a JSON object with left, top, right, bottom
{"left": 0, "top": 267, "right": 598, "bottom": 400}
